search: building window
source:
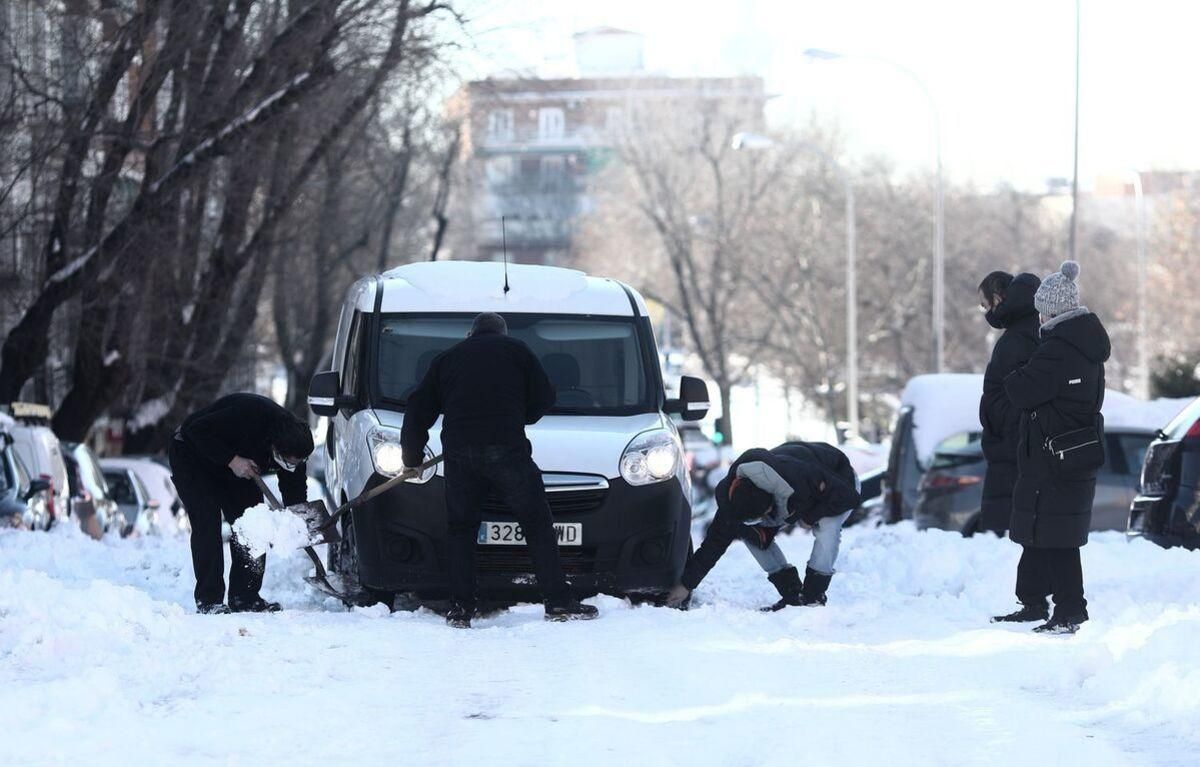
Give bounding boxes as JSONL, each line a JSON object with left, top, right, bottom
{"left": 484, "top": 156, "right": 514, "bottom": 185}
{"left": 605, "top": 107, "right": 624, "bottom": 136}
{"left": 487, "top": 109, "right": 514, "bottom": 141}
{"left": 540, "top": 156, "right": 566, "bottom": 189}
{"left": 538, "top": 107, "right": 565, "bottom": 140}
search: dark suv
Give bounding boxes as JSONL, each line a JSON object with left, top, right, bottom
{"left": 1128, "top": 396, "right": 1200, "bottom": 549}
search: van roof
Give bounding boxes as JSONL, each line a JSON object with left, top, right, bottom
{"left": 369, "top": 261, "right": 648, "bottom": 317}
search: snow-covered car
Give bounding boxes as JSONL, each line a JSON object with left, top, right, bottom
{"left": 1129, "top": 396, "right": 1200, "bottom": 549}
{"left": 4, "top": 403, "right": 71, "bottom": 528}
{"left": 1, "top": 414, "right": 52, "bottom": 530}
{"left": 309, "top": 261, "right": 709, "bottom": 602}
{"left": 882, "top": 375, "right": 984, "bottom": 523}
{"left": 62, "top": 442, "right": 122, "bottom": 537}
{"left": 914, "top": 427, "right": 1155, "bottom": 535}
{"left": 100, "top": 456, "right": 181, "bottom": 518}
{"left": 100, "top": 466, "right": 154, "bottom": 537}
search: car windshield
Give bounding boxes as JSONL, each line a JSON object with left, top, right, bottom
{"left": 1162, "top": 397, "right": 1200, "bottom": 440}
{"left": 105, "top": 472, "right": 136, "bottom": 504}
{"left": 376, "top": 314, "right": 654, "bottom": 415}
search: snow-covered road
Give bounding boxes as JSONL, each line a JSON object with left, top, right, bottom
{"left": 2, "top": 522, "right": 1198, "bottom": 766}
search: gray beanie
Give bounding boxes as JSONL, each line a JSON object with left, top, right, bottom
{"left": 1034, "top": 260, "right": 1081, "bottom": 318}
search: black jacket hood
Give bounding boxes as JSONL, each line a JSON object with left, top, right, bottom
{"left": 1044, "top": 311, "right": 1111, "bottom": 364}
{"left": 986, "top": 272, "right": 1040, "bottom": 330}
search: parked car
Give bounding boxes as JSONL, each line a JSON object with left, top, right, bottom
{"left": 843, "top": 465, "right": 885, "bottom": 528}
{"left": 309, "top": 261, "right": 710, "bottom": 602}
{"left": 882, "top": 375, "right": 986, "bottom": 523}
{"left": 100, "top": 466, "right": 154, "bottom": 537}
{"left": 915, "top": 427, "right": 1156, "bottom": 535}
{"left": 63, "top": 442, "right": 121, "bottom": 538}
{"left": 5, "top": 403, "right": 70, "bottom": 528}
{"left": 101, "top": 456, "right": 180, "bottom": 532}
{"left": 1, "top": 415, "right": 52, "bottom": 530}
{"left": 1128, "top": 396, "right": 1200, "bottom": 549}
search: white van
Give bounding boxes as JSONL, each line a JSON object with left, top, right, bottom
{"left": 309, "top": 261, "right": 710, "bottom": 602}
{"left": 5, "top": 404, "right": 70, "bottom": 528}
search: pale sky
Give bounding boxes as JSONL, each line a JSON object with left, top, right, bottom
{"left": 446, "top": 0, "right": 1200, "bottom": 191}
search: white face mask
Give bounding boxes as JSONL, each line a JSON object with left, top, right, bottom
{"left": 273, "top": 448, "right": 299, "bottom": 473}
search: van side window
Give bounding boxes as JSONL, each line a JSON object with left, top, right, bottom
{"left": 342, "top": 313, "right": 364, "bottom": 399}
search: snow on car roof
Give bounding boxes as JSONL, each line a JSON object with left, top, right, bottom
{"left": 374, "top": 261, "right": 646, "bottom": 316}
{"left": 900, "top": 374, "right": 986, "bottom": 465}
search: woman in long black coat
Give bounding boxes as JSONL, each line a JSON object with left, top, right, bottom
{"left": 977, "top": 271, "right": 1041, "bottom": 535}
{"left": 994, "top": 261, "right": 1110, "bottom": 634}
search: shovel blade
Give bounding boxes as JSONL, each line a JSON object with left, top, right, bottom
{"left": 283, "top": 500, "right": 341, "bottom": 546}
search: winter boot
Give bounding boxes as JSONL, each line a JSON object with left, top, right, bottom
{"left": 196, "top": 602, "right": 231, "bottom": 615}
{"left": 1033, "top": 609, "right": 1089, "bottom": 635}
{"left": 445, "top": 603, "right": 473, "bottom": 629}
{"left": 545, "top": 600, "right": 599, "bottom": 622}
{"left": 800, "top": 567, "right": 832, "bottom": 606}
{"left": 991, "top": 603, "right": 1050, "bottom": 623}
{"left": 761, "top": 565, "right": 804, "bottom": 612}
{"left": 229, "top": 596, "right": 282, "bottom": 613}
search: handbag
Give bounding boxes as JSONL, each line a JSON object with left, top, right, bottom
{"left": 1043, "top": 413, "right": 1105, "bottom": 476}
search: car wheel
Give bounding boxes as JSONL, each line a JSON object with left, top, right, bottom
{"left": 333, "top": 510, "right": 394, "bottom": 609}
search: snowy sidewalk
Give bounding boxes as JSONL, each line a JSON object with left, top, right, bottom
{"left": 2, "top": 523, "right": 1198, "bottom": 766}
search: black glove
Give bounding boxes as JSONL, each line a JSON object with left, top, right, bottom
{"left": 739, "top": 524, "right": 779, "bottom": 551}
{"left": 761, "top": 565, "right": 803, "bottom": 612}
{"left": 800, "top": 566, "right": 832, "bottom": 606}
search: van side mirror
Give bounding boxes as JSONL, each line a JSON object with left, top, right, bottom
{"left": 308, "top": 371, "right": 354, "bottom": 417}
{"left": 23, "top": 478, "right": 50, "bottom": 501}
{"left": 665, "top": 376, "right": 710, "bottom": 422}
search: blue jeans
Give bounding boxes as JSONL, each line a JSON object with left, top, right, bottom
{"left": 747, "top": 509, "right": 852, "bottom": 577}
{"left": 443, "top": 443, "right": 568, "bottom": 609}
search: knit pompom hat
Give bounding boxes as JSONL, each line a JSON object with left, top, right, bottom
{"left": 1034, "top": 260, "right": 1081, "bottom": 318}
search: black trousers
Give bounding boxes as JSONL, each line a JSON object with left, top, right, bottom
{"left": 1015, "top": 545, "right": 1087, "bottom": 615}
{"left": 168, "top": 441, "right": 265, "bottom": 607}
{"left": 443, "top": 443, "right": 568, "bottom": 610}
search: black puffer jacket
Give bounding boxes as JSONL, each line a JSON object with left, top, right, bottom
{"left": 978, "top": 273, "right": 1041, "bottom": 533}
{"left": 400, "top": 330, "right": 556, "bottom": 467}
{"left": 1004, "top": 310, "right": 1111, "bottom": 548}
{"left": 174, "top": 393, "right": 311, "bottom": 512}
{"left": 681, "top": 442, "right": 861, "bottom": 590}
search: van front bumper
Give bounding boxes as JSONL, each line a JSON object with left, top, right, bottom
{"left": 347, "top": 474, "right": 692, "bottom": 599}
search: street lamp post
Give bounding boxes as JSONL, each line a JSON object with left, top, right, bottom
{"left": 1131, "top": 170, "right": 1148, "bottom": 398}
{"left": 731, "top": 132, "right": 858, "bottom": 435}
{"left": 804, "top": 48, "right": 945, "bottom": 373}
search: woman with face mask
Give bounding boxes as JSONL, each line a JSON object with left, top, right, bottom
{"left": 996, "top": 261, "right": 1110, "bottom": 634}
{"left": 977, "top": 271, "right": 1042, "bottom": 536}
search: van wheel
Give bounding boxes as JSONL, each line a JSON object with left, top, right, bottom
{"left": 332, "top": 510, "right": 395, "bottom": 610}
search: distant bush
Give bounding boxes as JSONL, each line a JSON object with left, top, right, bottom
{"left": 1151, "top": 352, "right": 1200, "bottom": 399}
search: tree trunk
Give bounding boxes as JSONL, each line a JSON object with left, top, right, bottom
{"left": 716, "top": 380, "right": 734, "bottom": 448}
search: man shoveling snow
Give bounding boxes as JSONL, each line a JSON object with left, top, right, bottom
{"left": 168, "top": 393, "right": 314, "bottom": 614}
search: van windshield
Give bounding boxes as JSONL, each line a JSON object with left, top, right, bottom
{"left": 376, "top": 314, "right": 655, "bottom": 415}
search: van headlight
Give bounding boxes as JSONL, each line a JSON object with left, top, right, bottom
{"left": 620, "top": 430, "right": 681, "bottom": 486}
{"left": 367, "top": 427, "right": 435, "bottom": 483}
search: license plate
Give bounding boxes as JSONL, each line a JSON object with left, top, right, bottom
{"left": 477, "top": 521, "right": 582, "bottom": 546}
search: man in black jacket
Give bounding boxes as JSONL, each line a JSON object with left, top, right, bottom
{"left": 168, "top": 393, "right": 314, "bottom": 614}
{"left": 978, "top": 271, "right": 1041, "bottom": 534}
{"left": 666, "top": 442, "right": 862, "bottom": 610}
{"left": 401, "top": 312, "right": 598, "bottom": 628}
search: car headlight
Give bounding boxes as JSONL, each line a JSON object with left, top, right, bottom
{"left": 367, "top": 427, "right": 435, "bottom": 483}
{"left": 620, "top": 429, "right": 682, "bottom": 486}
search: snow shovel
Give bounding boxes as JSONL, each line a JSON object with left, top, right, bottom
{"left": 251, "top": 475, "right": 345, "bottom": 600}
{"left": 312, "top": 453, "right": 444, "bottom": 540}
{"left": 251, "top": 475, "right": 341, "bottom": 547}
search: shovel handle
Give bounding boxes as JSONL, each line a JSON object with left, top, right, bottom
{"left": 319, "top": 454, "right": 443, "bottom": 533}
{"left": 253, "top": 475, "right": 284, "bottom": 510}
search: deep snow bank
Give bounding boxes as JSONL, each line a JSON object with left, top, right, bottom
{"left": 1, "top": 520, "right": 1198, "bottom": 766}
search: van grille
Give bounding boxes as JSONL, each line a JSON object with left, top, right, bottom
{"left": 475, "top": 547, "right": 596, "bottom": 576}
{"left": 481, "top": 488, "right": 606, "bottom": 516}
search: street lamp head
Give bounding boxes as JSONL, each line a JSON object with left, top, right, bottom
{"left": 730, "top": 131, "right": 775, "bottom": 151}
{"left": 803, "top": 48, "right": 842, "bottom": 60}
